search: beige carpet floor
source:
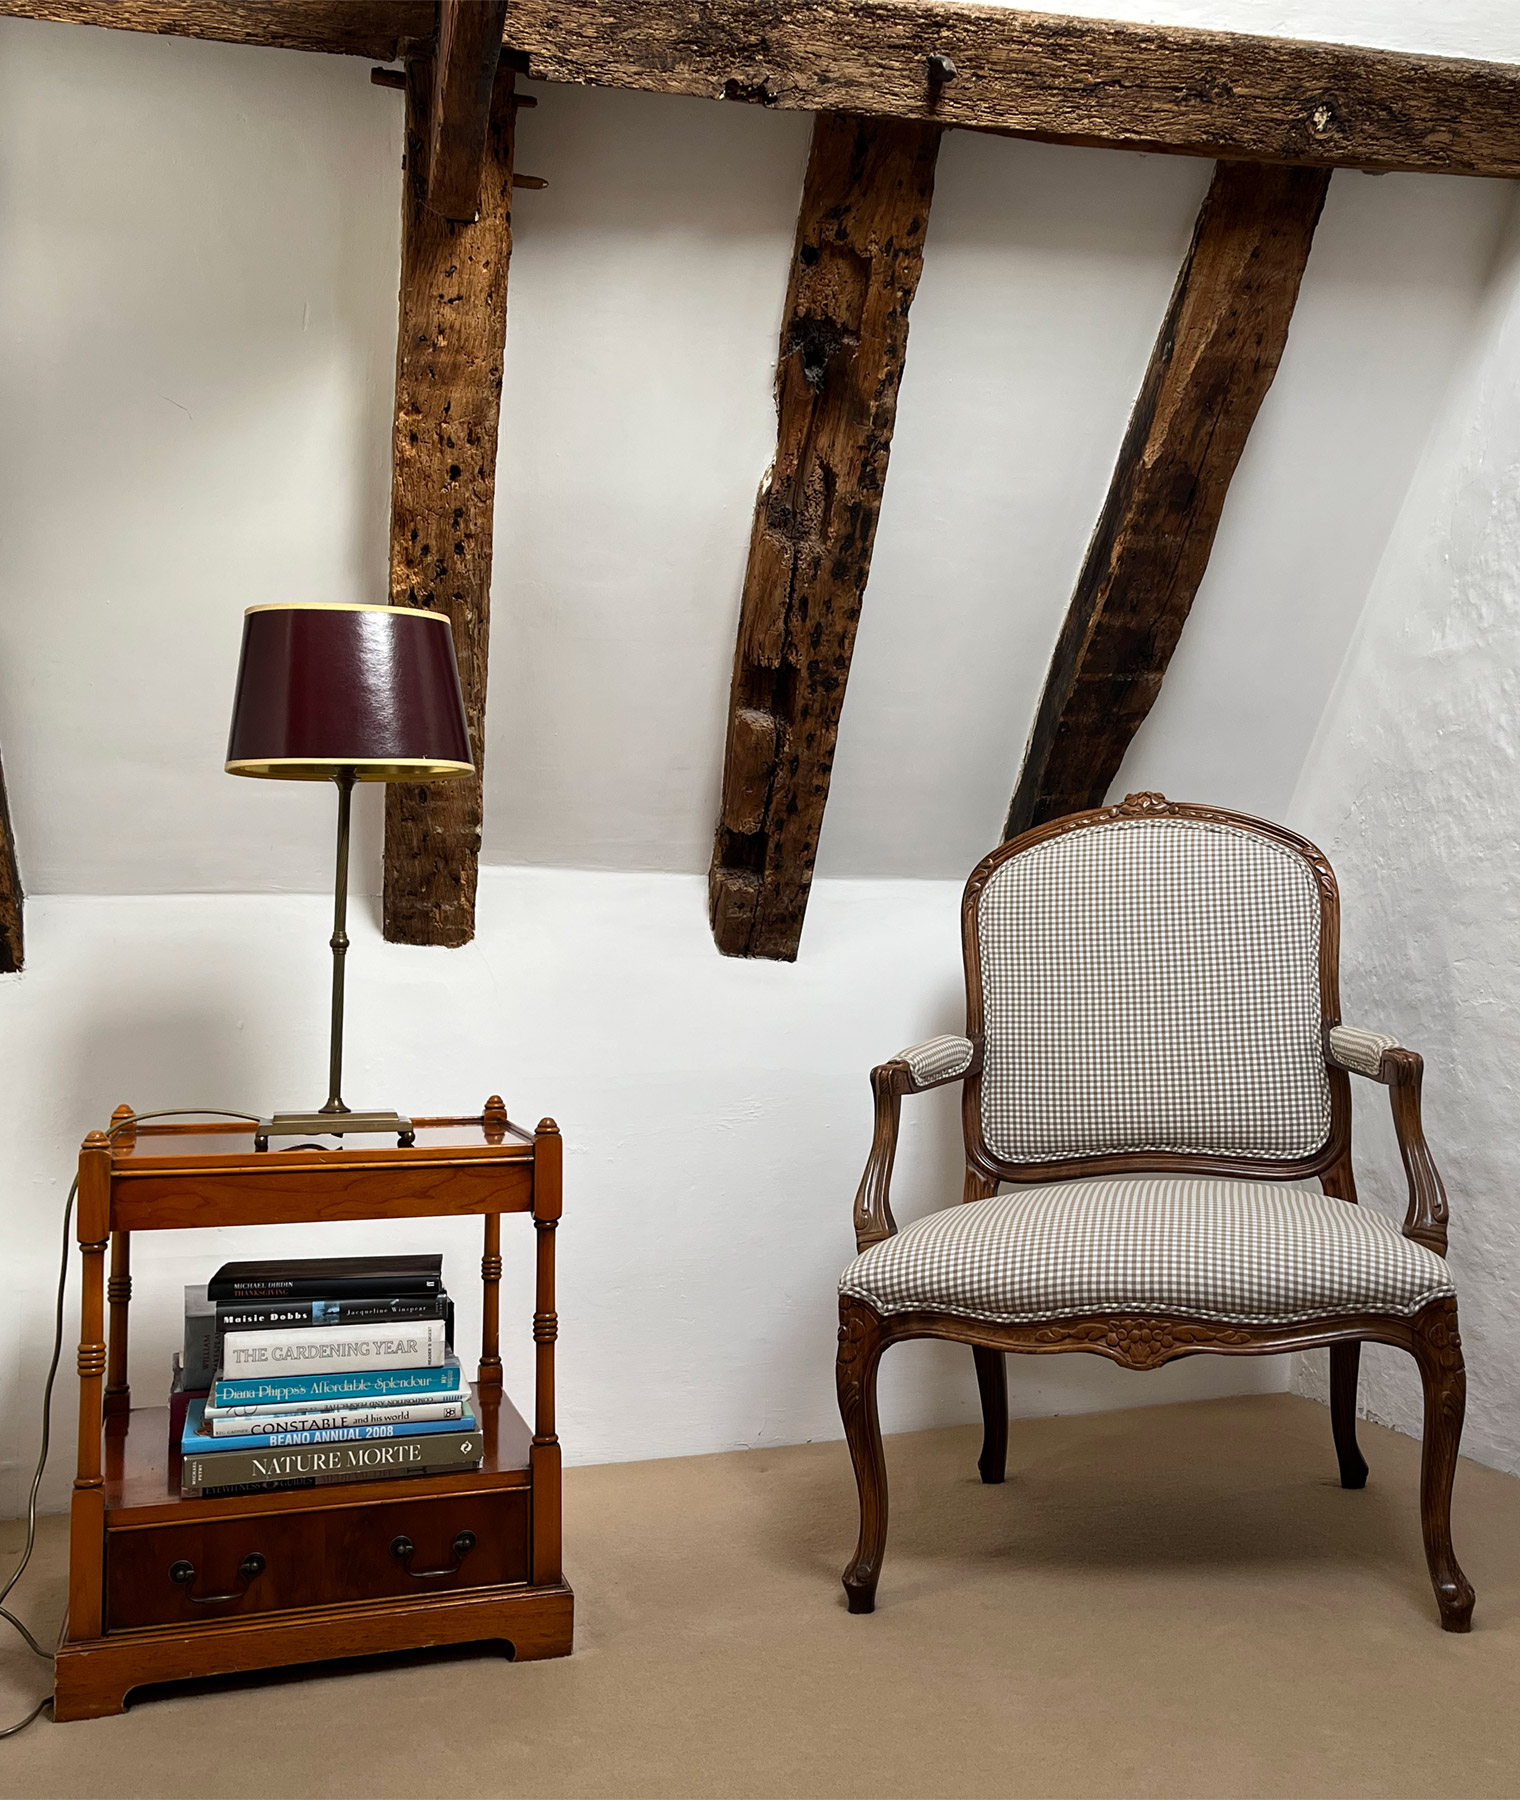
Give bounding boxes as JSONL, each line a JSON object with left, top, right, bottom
{"left": 1, "top": 1393, "right": 1517, "bottom": 1799}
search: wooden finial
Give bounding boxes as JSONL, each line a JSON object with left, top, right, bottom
{"left": 483, "top": 1094, "right": 508, "bottom": 1142}
{"left": 536, "top": 1117, "right": 560, "bottom": 1136}
{"left": 109, "top": 1104, "right": 137, "bottom": 1149}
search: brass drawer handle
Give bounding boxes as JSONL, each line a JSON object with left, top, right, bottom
{"left": 390, "top": 1530, "right": 476, "bottom": 1578}
{"left": 168, "top": 1551, "right": 266, "bottom": 1604}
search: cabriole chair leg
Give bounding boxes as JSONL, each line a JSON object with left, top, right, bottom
{"left": 837, "top": 1299, "right": 888, "bottom": 1614}
{"left": 1329, "top": 1341, "right": 1369, "bottom": 1489}
{"left": 1411, "top": 1300, "right": 1475, "bottom": 1632}
{"left": 973, "top": 1346, "right": 1008, "bottom": 1484}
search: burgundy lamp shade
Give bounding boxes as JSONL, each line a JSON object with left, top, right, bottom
{"left": 225, "top": 603, "right": 472, "bottom": 781}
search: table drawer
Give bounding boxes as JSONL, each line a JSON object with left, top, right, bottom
{"left": 106, "top": 1487, "right": 530, "bottom": 1631}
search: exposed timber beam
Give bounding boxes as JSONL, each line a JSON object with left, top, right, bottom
{"left": 9, "top": 3, "right": 1520, "bottom": 180}
{"left": 500, "top": 0, "right": 1520, "bottom": 181}
{"left": 1004, "top": 159, "right": 1330, "bottom": 842}
{"left": 0, "top": 1, "right": 433, "bottom": 58}
{"left": 0, "top": 760, "right": 21, "bottom": 974}
{"left": 709, "top": 111, "right": 940, "bottom": 961}
{"left": 381, "top": 54, "right": 516, "bottom": 947}
{"left": 428, "top": 0, "right": 510, "bottom": 221}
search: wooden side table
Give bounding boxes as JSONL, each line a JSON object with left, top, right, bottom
{"left": 54, "top": 1099, "right": 572, "bottom": 1721}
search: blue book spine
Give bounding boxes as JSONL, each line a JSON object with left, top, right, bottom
{"left": 211, "top": 1356, "right": 463, "bottom": 1409}
{"left": 182, "top": 1398, "right": 475, "bottom": 1456}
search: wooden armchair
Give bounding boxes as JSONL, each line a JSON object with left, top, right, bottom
{"left": 835, "top": 793, "right": 1472, "bottom": 1630}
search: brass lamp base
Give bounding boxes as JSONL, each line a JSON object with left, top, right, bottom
{"left": 254, "top": 1111, "right": 415, "bottom": 1152}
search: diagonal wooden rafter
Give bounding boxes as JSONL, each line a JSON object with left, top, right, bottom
{"left": 381, "top": 51, "right": 517, "bottom": 948}
{"left": 427, "top": 0, "right": 509, "bottom": 222}
{"left": 710, "top": 111, "right": 941, "bottom": 961}
{"left": 1004, "top": 159, "right": 1331, "bottom": 842}
{"left": 0, "top": 757, "right": 22, "bottom": 974}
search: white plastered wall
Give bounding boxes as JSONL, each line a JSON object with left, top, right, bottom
{"left": 1287, "top": 197, "right": 1520, "bottom": 1478}
{"left": 0, "top": 3, "right": 1516, "bottom": 1512}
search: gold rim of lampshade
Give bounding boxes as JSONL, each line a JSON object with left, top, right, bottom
{"left": 225, "top": 602, "right": 474, "bottom": 781}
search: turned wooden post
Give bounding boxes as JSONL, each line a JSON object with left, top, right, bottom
{"left": 531, "top": 1117, "right": 562, "bottom": 1585}
{"left": 69, "top": 1131, "right": 112, "bottom": 1641}
{"left": 103, "top": 1104, "right": 136, "bottom": 1421}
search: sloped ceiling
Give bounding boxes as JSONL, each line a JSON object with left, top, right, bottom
{"left": 0, "top": 6, "right": 1513, "bottom": 894}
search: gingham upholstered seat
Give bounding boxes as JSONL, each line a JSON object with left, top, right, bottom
{"left": 840, "top": 1176, "right": 1455, "bottom": 1327}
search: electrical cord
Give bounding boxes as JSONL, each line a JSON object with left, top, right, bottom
{"left": 0, "top": 1110, "right": 258, "bottom": 1738}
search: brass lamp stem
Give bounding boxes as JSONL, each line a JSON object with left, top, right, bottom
{"left": 319, "top": 769, "right": 356, "bottom": 1116}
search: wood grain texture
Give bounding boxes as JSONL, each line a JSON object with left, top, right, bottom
{"left": 710, "top": 111, "right": 940, "bottom": 960}
{"left": 501, "top": 0, "right": 1520, "bottom": 180}
{"left": 0, "top": 757, "right": 21, "bottom": 974}
{"left": 428, "top": 0, "right": 510, "bottom": 221}
{"left": 1004, "top": 166, "right": 1328, "bottom": 840}
{"left": 383, "top": 55, "right": 516, "bottom": 947}
{"left": 61, "top": 1107, "right": 571, "bottom": 1716}
{"left": 53, "top": 1582, "right": 573, "bottom": 1720}
{"left": 0, "top": 0, "right": 433, "bottom": 57}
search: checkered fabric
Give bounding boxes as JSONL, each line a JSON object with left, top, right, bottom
{"left": 978, "top": 818, "right": 1331, "bottom": 1163}
{"left": 1328, "top": 1024, "right": 1401, "bottom": 1079}
{"left": 897, "top": 1036, "right": 975, "bottom": 1088}
{"left": 839, "top": 1177, "right": 1454, "bottom": 1326}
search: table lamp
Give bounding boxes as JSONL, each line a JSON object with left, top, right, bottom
{"left": 226, "top": 602, "right": 473, "bottom": 1148}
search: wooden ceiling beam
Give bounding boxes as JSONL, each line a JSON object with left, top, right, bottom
{"left": 0, "top": 1, "right": 434, "bottom": 59}
{"left": 710, "top": 111, "right": 941, "bottom": 961}
{"left": 501, "top": 0, "right": 1520, "bottom": 180}
{"left": 381, "top": 54, "right": 517, "bottom": 947}
{"left": 9, "top": 3, "right": 1520, "bottom": 182}
{"left": 0, "top": 761, "right": 21, "bottom": 974}
{"left": 1004, "top": 159, "right": 1330, "bottom": 842}
{"left": 427, "top": 0, "right": 510, "bottom": 221}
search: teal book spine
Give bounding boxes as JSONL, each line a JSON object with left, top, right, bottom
{"left": 211, "top": 1356, "right": 463, "bottom": 1409}
{"left": 182, "top": 1398, "right": 474, "bottom": 1455}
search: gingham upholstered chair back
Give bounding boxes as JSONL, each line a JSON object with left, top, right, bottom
{"left": 962, "top": 795, "right": 1347, "bottom": 1181}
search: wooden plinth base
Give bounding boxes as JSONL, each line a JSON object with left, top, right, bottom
{"left": 54, "top": 1581, "right": 573, "bottom": 1721}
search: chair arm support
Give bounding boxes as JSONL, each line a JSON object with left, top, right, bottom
{"left": 852, "top": 1037, "right": 982, "bottom": 1251}
{"left": 1327, "top": 1025, "right": 1449, "bottom": 1255}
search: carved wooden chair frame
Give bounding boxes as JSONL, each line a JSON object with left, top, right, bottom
{"left": 836, "top": 792, "right": 1471, "bottom": 1630}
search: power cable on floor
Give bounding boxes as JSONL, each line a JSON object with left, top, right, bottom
{"left": 0, "top": 1110, "right": 259, "bottom": 1738}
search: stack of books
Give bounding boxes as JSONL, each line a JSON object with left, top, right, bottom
{"left": 174, "top": 1255, "right": 483, "bottom": 1498}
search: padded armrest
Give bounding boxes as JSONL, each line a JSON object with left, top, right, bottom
{"left": 1327, "top": 1023, "right": 1403, "bottom": 1080}
{"left": 894, "top": 1035, "right": 976, "bottom": 1090}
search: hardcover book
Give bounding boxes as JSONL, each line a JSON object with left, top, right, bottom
{"left": 203, "top": 1395, "right": 469, "bottom": 1435}
{"left": 181, "top": 1464, "right": 442, "bottom": 1500}
{"left": 180, "top": 1424, "right": 484, "bottom": 1495}
{"left": 182, "top": 1286, "right": 217, "bottom": 1388}
{"left": 214, "top": 1293, "right": 451, "bottom": 1332}
{"left": 221, "top": 1317, "right": 448, "bottom": 1374}
{"left": 210, "top": 1357, "right": 464, "bottom": 1410}
{"left": 182, "top": 1397, "right": 475, "bottom": 1453}
{"left": 208, "top": 1254, "right": 443, "bottom": 1302}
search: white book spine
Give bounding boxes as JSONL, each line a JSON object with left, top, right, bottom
{"left": 206, "top": 1397, "right": 468, "bottom": 1436}
{"left": 209, "top": 1385, "right": 458, "bottom": 1419}
{"left": 221, "top": 1318, "right": 447, "bottom": 1374}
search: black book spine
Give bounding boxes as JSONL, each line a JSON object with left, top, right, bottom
{"left": 214, "top": 1296, "right": 448, "bottom": 1331}
{"left": 209, "top": 1275, "right": 442, "bottom": 1301}
{"left": 213, "top": 1296, "right": 454, "bottom": 1355}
